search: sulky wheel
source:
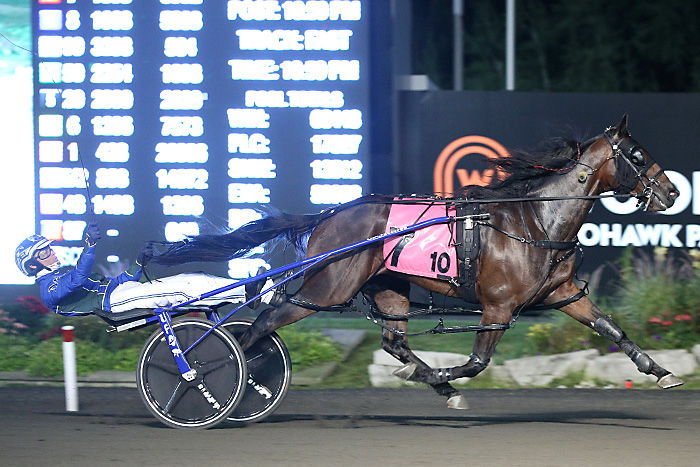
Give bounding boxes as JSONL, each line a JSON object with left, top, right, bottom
{"left": 136, "top": 318, "right": 247, "bottom": 429}
{"left": 223, "top": 319, "right": 292, "bottom": 425}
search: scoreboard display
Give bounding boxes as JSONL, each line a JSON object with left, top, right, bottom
{"left": 31, "top": 0, "right": 372, "bottom": 278}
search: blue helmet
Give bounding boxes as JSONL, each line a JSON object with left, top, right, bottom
{"left": 15, "top": 235, "right": 53, "bottom": 276}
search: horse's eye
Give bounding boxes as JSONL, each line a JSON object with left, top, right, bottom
{"left": 630, "top": 149, "right": 645, "bottom": 166}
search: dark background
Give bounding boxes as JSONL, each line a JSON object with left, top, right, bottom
{"left": 411, "top": 0, "right": 700, "bottom": 93}
{"left": 3, "top": 0, "right": 699, "bottom": 300}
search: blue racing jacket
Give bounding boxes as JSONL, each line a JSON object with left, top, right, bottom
{"left": 36, "top": 245, "right": 143, "bottom": 315}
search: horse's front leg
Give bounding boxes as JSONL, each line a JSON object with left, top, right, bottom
{"left": 549, "top": 283, "right": 684, "bottom": 388}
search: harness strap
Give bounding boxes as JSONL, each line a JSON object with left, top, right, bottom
{"left": 533, "top": 240, "right": 578, "bottom": 250}
{"left": 288, "top": 281, "right": 587, "bottom": 314}
{"left": 482, "top": 222, "right": 577, "bottom": 250}
{"left": 287, "top": 296, "right": 351, "bottom": 312}
{"left": 528, "top": 288, "right": 587, "bottom": 310}
{"left": 425, "top": 321, "right": 510, "bottom": 334}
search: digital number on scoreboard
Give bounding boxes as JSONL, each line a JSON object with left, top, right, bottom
{"left": 33, "top": 0, "right": 370, "bottom": 277}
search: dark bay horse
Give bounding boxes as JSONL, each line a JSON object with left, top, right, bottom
{"left": 151, "top": 115, "right": 682, "bottom": 408}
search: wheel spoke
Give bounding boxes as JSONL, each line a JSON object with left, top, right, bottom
{"left": 246, "top": 346, "right": 277, "bottom": 371}
{"left": 148, "top": 360, "right": 179, "bottom": 376}
{"left": 246, "top": 352, "right": 265, "bottom": 368}
{"left": 164, "top": 380, "right": 188, "bottom": 412}
{"left": 198, "top": 355, "right": 236, "bottom": 376}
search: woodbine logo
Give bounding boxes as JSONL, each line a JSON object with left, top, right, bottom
{"left": 433, "top": 135, "right": 509, "bottom": 196}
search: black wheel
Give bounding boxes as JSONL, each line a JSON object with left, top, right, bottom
{"left": 136, "top": 318, "right": 247, "bottom": 429}
{"left": 223, "top": 319, "right": 292, "bottom": 424}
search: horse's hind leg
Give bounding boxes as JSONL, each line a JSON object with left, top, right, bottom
{"left": 236, "top": 301, "right": 317, "bottom": 351}
{"left": 400, "top": 304, "right": 510, "bottom": 385}
{"left": 551, "top": 284, "right": 683, "bottom": 388}
{"left": 365, "top": 277, "right": 468, "bottom": 409}
{"left": 238, "top": 243, "right": 384, "bottom": 351}
{"left": 383, "top": 325, "right": 469, "bottom": 409}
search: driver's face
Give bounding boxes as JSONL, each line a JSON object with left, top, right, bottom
{"left": 35, "top": 247, "right": 59, "bottom": 267}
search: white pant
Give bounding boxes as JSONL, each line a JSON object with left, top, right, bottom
{"left": 108, "top": 273, "right": 272, "bottom": 313}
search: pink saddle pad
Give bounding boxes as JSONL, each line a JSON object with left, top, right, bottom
{"left": 383, "top": 200, "right": 457, "bottom": 279}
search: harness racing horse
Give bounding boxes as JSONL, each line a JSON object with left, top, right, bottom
{"left": 151, "top": 115, "right": 682, "bottom": 409}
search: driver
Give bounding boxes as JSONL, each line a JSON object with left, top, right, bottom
{"left": 14, "top": 223, "right": 272, "bottom": 315}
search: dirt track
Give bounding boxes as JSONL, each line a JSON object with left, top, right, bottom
{"left": 2, "top": 387, "right": 699, "bottom": 467}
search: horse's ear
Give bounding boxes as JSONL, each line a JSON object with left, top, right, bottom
{"left": 615, "top": 114, "right": 629, "bottom": 137}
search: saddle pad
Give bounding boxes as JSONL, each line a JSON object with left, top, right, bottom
{"left": 383, "top": 200, "right": 458, "bottom": 280}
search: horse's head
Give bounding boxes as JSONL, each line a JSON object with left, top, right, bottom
{"left": 595, "top": 115, "right": 679, "bottom": 212}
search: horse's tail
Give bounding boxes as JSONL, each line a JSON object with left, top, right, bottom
{"left": 149, "top": 211, "right": 329, "bottom": 266}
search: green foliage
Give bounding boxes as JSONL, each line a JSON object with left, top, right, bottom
{"left": 529, "top": 248, "right": 700, "bottom": 355}
{"left": 607, "top": 248, "right": 698, "bottom": 350}
{"left": 45, "top": 314, "right": 152, "bottom": 351}
{"left": 0, "top": 334, "right": 32, "bottom": 371}
{"left": 0, "top": 308, "right": 30, "bottom": 336}
{"left": 0, "top": 298, "right": 345, "bottom": 376}
{"left": 112, "top": 346, "right": 141, "bottom": 372}
{"left": 0, "top": 296, "right": 51, "bottom": 339}
{"left": 525, "top": 323, "right": 555, "bottom": 351}
{"left": 526, "top": 318, "right": 607, "bottom": 355}
{"left": 24, "top": 337, "right": 123, "bottom": 377}
{"left": 0, "top": 333, "right": 141, "bottom": 378}
{"left": 276, "top": 325, "right": 342, "bottom": 370}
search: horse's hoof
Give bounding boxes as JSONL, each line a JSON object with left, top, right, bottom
{"left": 446, "top": 394, "right": 469, "bottom": 410}
{"left": 393, "top": 363, "right": 418, "bottom": 380}
{"left": 658, "top": 373, "right": 684, "bottom": 389}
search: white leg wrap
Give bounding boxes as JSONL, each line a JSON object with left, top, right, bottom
{"left": 446, "top": 393, "right": 469, "bottom": 410}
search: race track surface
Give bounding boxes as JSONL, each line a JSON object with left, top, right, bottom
{"left": 1, "top": 387, "right": 699, "bottom": 467}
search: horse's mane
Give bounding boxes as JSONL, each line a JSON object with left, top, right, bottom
{"left": 464, "top": 137, "right": 589, "bottom": 199}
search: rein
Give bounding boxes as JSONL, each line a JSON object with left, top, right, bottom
{"left": 361, "top": 192, "right": 641, "bottom": 206}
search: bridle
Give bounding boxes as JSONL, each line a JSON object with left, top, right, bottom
{"left": 603, "top": 128, "right": 666, "bottom": 211}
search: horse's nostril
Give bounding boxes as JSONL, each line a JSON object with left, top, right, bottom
{"left": 669, "top": 190, "right": 679, "bottom": 199}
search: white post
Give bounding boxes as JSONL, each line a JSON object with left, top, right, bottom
{"left": 62, "top": 326, "right": 78, "bottom": 412}
{"left": 453, "top": 0, "right": 464, "bottom": 91}
{"left": 505, "top": 0, "right": 516, "bottom": 90}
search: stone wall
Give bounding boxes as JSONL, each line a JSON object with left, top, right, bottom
{"left": 368, "top": 344, "right": 700, "bottom": 388}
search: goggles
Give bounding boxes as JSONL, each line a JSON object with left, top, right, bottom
{"left": 35, "top": 247, "right": 53, "bottom": 260}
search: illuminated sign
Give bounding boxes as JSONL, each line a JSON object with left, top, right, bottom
{"left": 32, "top": 0, "right": 371, "bottom": 275}
{"left": 433, "top": 135, "right": 509, "bottom": 196}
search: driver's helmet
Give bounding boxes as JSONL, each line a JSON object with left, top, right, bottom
{"left": 15, "top": 235, "right": 53, "bottom": 276}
